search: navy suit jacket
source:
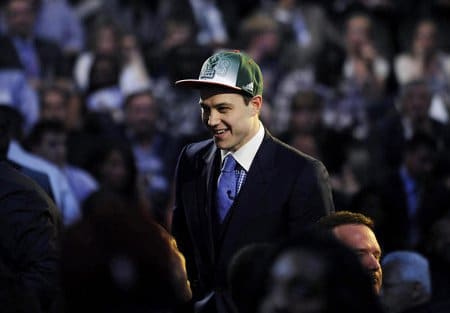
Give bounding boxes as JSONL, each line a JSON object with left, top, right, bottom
{"left": 172, "top": 130, "right": 334, "bottom": 310}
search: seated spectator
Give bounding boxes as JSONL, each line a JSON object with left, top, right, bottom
{"left": 236, "top": 13, "right": 282, "bottom": 105}
{"left": 0, "top": 0, "right": 64, "bottom": 88}
{"left": 371, "top": 79, "right": 450, "bottom": 172}
{"left": 85, "top": 54, "right": 124, "bottom": 122}
{"left": 122, "top": 88, "right": 181, "bottom": 226}
{"left": 394, "top": 19, "right": 450, "bottom": 94}
{"left": 0, "top": 69, "right": 39, "bottom": 133}
{"left": 84, "top": 140, "right": 148, "bottom": 216}
{"left": 336, "top": 12, "right": 390, "bottom": 139}
{"left": 395, "top": 19, "right": 450, "bottom": 124}
{"left": 73, "top": 16, "right": 150, "bottom": 95}
{"left": 279, "top": 89, "right": 352, "bottom": 174}
{"left": 381, "top": 251, "right": 432, "bottom": 313}
{"left": 374, "top": 132, "right": 450, "bottom": 253}
{"left": 26, "top": 119, "right": 98, "bottom": 204}
{"left": 319, "top": 211, "right": 383, "bottom": 294}
{"left": 38, "top": 83, "right": 70, "bottom": 123}
{"left": 4, "top": 105, "right": 81, "bottom": 225}
{"left": 33, "top": 0, "right": 85, "bottom": 57}
{"left": 261, "top": 0, "right": 341, "bottom": 71}
{"left": 61, "top": 192, "right": 192, "bottom": 313}
{"left": 256, "top": 230, "right": 383, "bottom": 313}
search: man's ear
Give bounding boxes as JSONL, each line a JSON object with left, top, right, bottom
{"left": 250, "top": 96, "right": 262, "bottom": 115}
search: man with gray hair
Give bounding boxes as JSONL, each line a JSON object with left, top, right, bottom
{"left": 381, "top": 251, "right": 432, "bottom": 313}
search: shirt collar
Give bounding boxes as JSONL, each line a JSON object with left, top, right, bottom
{"left": 220, "top": 121, "right": 265, "bottom": 172}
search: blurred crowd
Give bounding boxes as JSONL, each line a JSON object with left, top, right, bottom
{"left": 1, "top": 0, "right": 450, "bottom": 312}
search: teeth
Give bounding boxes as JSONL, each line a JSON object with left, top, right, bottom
{"left": 216, "top": 130, "right": 226, "bottom": 134}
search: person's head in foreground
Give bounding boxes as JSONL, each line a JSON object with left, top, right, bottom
{"left": 61, "top": 194, "right": 192, "bottom": 313}
{"left": 319, "top": 211, "right": 382, "bottom": 294}
{"left": 381, "top": 251, "right": 431, "bottom": 313}
{"left": 256, "top": 230, "right": 383, "bottom": 313}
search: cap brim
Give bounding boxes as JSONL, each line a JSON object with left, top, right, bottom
{"left": 175, "top": 79, "right": 244, "bottom": 93}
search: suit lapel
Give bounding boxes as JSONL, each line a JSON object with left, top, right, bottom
{"left": 201, "top": 144, "right": 220, "bottom": 263}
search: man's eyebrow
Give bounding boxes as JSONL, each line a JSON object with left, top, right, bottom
{"left": 199, "top": 102, "right": 232, "bottom": 108}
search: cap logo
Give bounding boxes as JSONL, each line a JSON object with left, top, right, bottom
{"left": 199, "top": 55, "right": 232, "bottom": 80}
{"left": 242, "top": 82, "right": 254, "bottom": 94}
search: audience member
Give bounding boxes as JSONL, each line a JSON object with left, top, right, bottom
{"left": 374, "top": 132, "right": 450, "bottom": 253}
{"left": 256, "top": 230, "right": 383, "bottom": 313}
{"left": 319, "top": 210, "right": 383, "bottom": 294}
{"left": 394, "top": 19, "right": 450, "bottom": 94}
{"left": 33, "top": 0, "right": 85, "bottom": 61}
{"left": 381, "top": 251, "right": 432, "bottom": 313}
{"left": 3, "top": 105, "right": 81, "bottom": 225}
{"left": 73, "top": 17, "right": 121, "bottom": 91}
{"left": 122, "top": 88, "right": 180, "bottom": 226}
{"left": 61, "top": 192, "right": 192, "bottom": 313}
{"left": 0, "top": 69, "right": 39, "bottom": 133}
{"left": 371, "top": 79, "right": 450, "bottom": 172}
{"left": 0, "top": 107, "right": 61, "bottom": 313}
{"left": 84, "top": 140, "right": 147, "bottom": 215}
{"left": 26, "top": 119, "right": 98, "bottom": 203}
{"left": 336, "top": 12, "right": 390, "bottom": 139}
{"left": 0, "top": 0, "right": 64, "bottom": 87}
{"left": 261, "top": 0, "right": 342, "bottom": 71}
{"left": 228, "top": 243, "right": 274, "bottom": 313}
{"left": 279, "top": 89, "right": 352, "bottom": 174}
{"left": 236, "top": 13, "right": 282, "bottom": 105}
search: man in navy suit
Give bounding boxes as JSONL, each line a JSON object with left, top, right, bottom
{"left": 172, "top": 50, "right": 334, "bottom": 313}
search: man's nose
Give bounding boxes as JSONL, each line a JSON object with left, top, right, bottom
{"left": 207, "top": 111, "right": 219, "bottom": 127}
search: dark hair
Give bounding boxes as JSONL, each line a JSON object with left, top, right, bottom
{"left": 0, "top": 105, "right": 24, "bottom": 144}
{"left": 318, "top": 210, "right": 375, "bottom": 231}
{"left": 25, "top": 119, "right": 66, "bottom": 150}
{"left": 228, "top": 243, "right": 274, "bottom": 313}
{"left": 290, "top": 89, "right": 324, "bottom": 112}
{"left": 123, "top": 89, "right": 154, "bottom": 110}
{"left": 85, "top": 140, "right": 137, "bottom": 198}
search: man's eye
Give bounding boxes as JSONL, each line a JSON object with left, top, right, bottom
{"left": 218, "top": 107, "right": 230, "bottom": 113}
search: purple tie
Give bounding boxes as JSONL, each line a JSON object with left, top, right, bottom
{"left": 216, "top": 155, "right": 237, "bottom": 222}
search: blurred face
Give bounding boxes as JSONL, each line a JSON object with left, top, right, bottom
{"left": 34, "top": 131, "right": 66, "bottom": 167}
{"left": 259, "top": 249, "right": 326, "bottom": 313}
{"left": 414, "top": 21, "right": 436, "bottom": 54}
{"left": 381, "top": 266, "right": 416, "bottom": 313}
{"left": 41, "top": 90, "right": 68, "bottom": 122}
{"left": 405, "top": 145, "right": 434, "bottom": 181}
{"left": 99, "top": 150, "right": 129, "bottom": 192}
{"left": 290, "top": 107, "right": 322, "bottom": 133}
{"left": 95, "top": 26, "right": 118, "bottom": 55}
{"left": 401, "top": 84, "right": 431, "bottom": 123}
{"left": 290, "top": 134, "right": 320, "bottom": 159}
{"left": 346, "top": 16, "right": 371, "bottom": 53}
{"left": 6, "top": 0, "right": 35, "bottom": 37}
{"left": 200, "top": 88, "right": 261, "bottom": 152}
{"left": 333, "top": 224, "right": 382, "bottom": 294}
{"left": 125, "top": 93, "right": 158, "bottom": 138}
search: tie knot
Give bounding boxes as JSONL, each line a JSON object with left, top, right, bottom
{"left": 221, "top": 155, "right": 236, "bottom": 172}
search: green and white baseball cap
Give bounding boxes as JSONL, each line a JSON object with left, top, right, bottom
{"left": 175, "top": 50, "right": 263, "bottom": 97}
